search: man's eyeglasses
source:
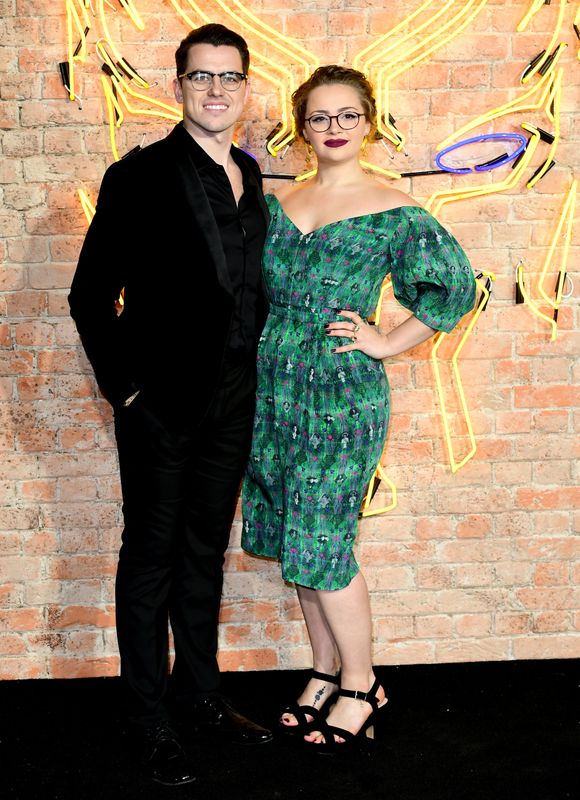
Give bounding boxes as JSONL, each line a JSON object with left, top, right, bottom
{"left": 305, "top": 112, "right": 365, "bottom": 133}
{"left": 178, "top": 71, "right": 247, "bottom": 91}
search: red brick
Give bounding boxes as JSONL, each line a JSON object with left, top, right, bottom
{"left": 49, "top": 656, "right": 119, "bottom": 679}
{"left": 455, "top": 613, "right": 492, "bottom": 637}
{"left": 494, "top": 613, "right": 531, "bottom": 636}
{"left": 455, "top": 564, "right": 494, "bottom": 587}
{"left": 456, "top": 515, "right": 491, "bottom": 539}
{"left": 0, "top": 634, "right": 27, "bottom": 655}
{"left": 0, "top": 267, "right": 26, "bottom": 292}
{"left": 373, "top": 641, "right": 435, "bottom": 666}
{"left": 512, "top": 637, "right": 580, "bottom": 660}
{"left": 48, "top": 555, "right": 117, "bottom": 581}
{"left": 495, "top": 411, "right": 531, "bottom": 434}
{"left": 0, "top": 659, "right": 45, "bottom": 679}
{"left": 416, "top": 565, "right": 452, "bottom": 589}
{"left": 516, "top": 488, "right": 580, "bottom": 511}
{"left": 374, "top": 616, "right": 414, "bottom": 642}
{"left": 17, "top": 428, "right": 57, "bottom": 452}
{"left": 46, "top": 605, "right": 115, "bottom": 629}
{"left": 217, "top": 648, "right": 278, "bottom": 671}
{"left": 532, "top": 612, "right": 571, "bottom": 633}
{"left": 416, "top": 615, "right": 453, "bottom": 639}
{"left": 514, "top": 385, "right": 580, "bottom": 409}
{"left": 0, "top": 608, "right": 43, "bottom": 631}
{"left": 434, "top": 639, "right": 510, "bottom": 663}
{"left": 24, "top": 531, "right": 58, "bottom": 555}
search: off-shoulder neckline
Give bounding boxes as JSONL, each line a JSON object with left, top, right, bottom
{"left": 266, "top": 193, "right": 428, "bottom": 237}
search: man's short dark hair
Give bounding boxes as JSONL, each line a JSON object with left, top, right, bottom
{"left": 175, "top": 23, "right": 250, "bottom": 78}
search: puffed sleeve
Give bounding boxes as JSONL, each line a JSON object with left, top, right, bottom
{"left": 389, "top": 207, "right": 476, "bottom": 333}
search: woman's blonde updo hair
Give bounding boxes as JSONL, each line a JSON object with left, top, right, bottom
{"left": 292, "top": 65, "right": 377, "bottom": 143}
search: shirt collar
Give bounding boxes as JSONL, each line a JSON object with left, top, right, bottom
{"left": 176, "top": 122, "right": 256, "bottom": 187}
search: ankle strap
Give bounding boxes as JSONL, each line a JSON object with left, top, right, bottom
{"left": 339, "top": 677, "right": 381, "bottom": 711}
{"left": 311, "top": 669, "right": 340, "bottom": 685}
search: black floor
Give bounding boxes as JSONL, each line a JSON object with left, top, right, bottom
{"left": 2, "top": 659, "right": 578, "bottom": 800}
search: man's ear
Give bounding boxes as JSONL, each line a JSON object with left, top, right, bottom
{"left": 173, "top": 77, "right": 184, "bottom": 104}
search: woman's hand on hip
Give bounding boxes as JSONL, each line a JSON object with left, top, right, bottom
{"left": 325, "top": 310, "right": 389, "bottom": 360}
{"left": 325, "top": 310, "right": 437, "bottom": 360}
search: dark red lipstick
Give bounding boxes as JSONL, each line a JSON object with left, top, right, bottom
{"left": 324, "top": 139, "right": 348, "bottom": 148}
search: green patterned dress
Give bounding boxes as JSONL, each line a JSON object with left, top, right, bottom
{"left": 242, "top": 195, "right": 476, "bottom": 591}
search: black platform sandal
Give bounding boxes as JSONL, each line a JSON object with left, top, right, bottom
{"left": 307, "top": 676, "right": 387, "bottom": 754}
{"left": 278, "top": 669, "right": 340, "bottom": 736}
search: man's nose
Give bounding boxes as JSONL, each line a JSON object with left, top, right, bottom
{"left": 208, "top": 75, "right": 223, "bottom": 94}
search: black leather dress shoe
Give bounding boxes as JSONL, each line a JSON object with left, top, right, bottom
{"left": 142, "top": 722, "right": 196, "bottom": 786}
{"left": 192, "top": 696, "right": 273, "bottom": 745}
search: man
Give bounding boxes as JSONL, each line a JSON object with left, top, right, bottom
{"left": 69, "top": 24, "right": 272, "bottom": 786}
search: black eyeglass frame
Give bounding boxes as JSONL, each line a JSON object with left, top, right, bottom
{"left": 304, "top": 112, "right": 366, "bottom": 132}
{"left": 177, "top": 70, "right": 248, "bottom": 91}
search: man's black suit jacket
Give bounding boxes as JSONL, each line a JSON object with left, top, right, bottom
{"left": 69, "top": 124, "right": 270, "bottom": 420}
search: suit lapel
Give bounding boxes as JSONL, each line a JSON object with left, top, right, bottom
{"left": 168, "top": 128, "right": 233, "bottom": 297}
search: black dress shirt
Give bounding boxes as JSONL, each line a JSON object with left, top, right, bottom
{"left": 182, "top": 128, "right": 266, "bottom": 359}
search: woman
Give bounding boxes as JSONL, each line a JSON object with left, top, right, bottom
{"left": 242, "top": 65, "right": 476, "bottom": 752}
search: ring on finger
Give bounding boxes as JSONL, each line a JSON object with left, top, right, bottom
{"left": 353, "top": 323, "right": 360, "bottom": 333}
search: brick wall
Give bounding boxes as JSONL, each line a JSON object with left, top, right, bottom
{"left": 1, "top": 1, "right": 579, "bottom": 679}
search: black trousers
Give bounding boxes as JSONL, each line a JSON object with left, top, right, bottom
{"left": 113, "top": 358, "right": 256, "bottom": 724}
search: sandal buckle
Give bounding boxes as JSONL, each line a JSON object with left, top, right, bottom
{"left": 350, "top": 689, "right": 368, "bottom": 701}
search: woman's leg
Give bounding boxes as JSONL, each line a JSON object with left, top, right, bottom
{"left": 280, "top": 585, "right": 340, "bottom": 726}
{"left": 304, "top": 571, "right": 386, "bottom": 742}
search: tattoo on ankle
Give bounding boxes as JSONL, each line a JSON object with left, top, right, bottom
{"left": 313, "top": 686, "right": 326, "bottom": 707}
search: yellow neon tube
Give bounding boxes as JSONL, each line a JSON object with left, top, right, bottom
{"left": 210, "top": 0, "right": 319, "bottom": 153}
{"left": 66, "top": 0, "right": 91, "bottom": 101}
{"left": 518, "top": 0, "right": 546, "bottom": 30}
{"left": 369, "top": 279, "right": 392, "bottom": 328}
{"left": 537, "top": 179, "right": 577, "bottom": 310}
{"left": 516, "top": 262, "right": 557, "bottom": 341}
{"left": 518, "top": 0, "right": 565, "bottom": 84}
{"left": 225, "top": 0, "right": 318, "bottom": 76}
{"left": 432, "top": 272, "right": 494, "bottom": 473}
{"left": 355, "top": 0, "right": 453, "bottom": 72}
{"left": 360, "top": 463, "right": 398, "bottom": 517}
{"left": 360, "top": 161, "right": 402, "bottom": 181}
{"left": 294, "top": 162, "right": 400, "bottom": 183}
{"left": 359, "top": 279, "right": 396, "bottom": 516}
{"left": 77, "top": 189, "right": 96, "bottom": 224}
{"left": 97, "top": 39, "right": 129, "bottom": 83}
{"left": 175, "top": 0, "right": 316, "bottom": 75}
{"left": 101, "top": 74, "right": 123, "bottom": 161}
{"left": 375, "top": 0, "right": 488, "bottom": 149}
{"left": 436, "top": 59, "right": 560, "bottom": 151}
{"left": 110, "top": 75, "right": 183, "bottom": 121}
{"left": 119, "top": 0, "right": 145, "bottom": 31}
{"left": 97, "top": 0, "right": 149, "bottom": 89}
{"left": 527, "top": 67, "right": 562, "bottom": 189}
{"left": 294, "top": 168, "right": 318, "bottom": 183}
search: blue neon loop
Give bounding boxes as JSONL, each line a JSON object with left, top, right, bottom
{"left": 435, "top": 133, "right": 528, "bottom": 174}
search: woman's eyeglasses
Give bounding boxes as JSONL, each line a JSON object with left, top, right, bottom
{"left": 305, "top": 112, "right": 365, "bottom": 132}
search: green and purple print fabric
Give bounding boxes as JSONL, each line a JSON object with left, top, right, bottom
{"left": 242, "top": 195, "right": 476, "bottom": 591}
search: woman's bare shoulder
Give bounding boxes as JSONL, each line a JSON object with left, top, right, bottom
{"left": 370, "top": 184, "right": 423, "bottom": 211}
{"left": 270, "top": 182, "right": 310, "bottom": 207}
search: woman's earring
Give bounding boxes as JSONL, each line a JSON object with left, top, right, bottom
{"left": 305, "top": 140, "right": 313, "bottom": 168}
{"left": 361, "top": 136, "right": 368, "bottom": 154}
